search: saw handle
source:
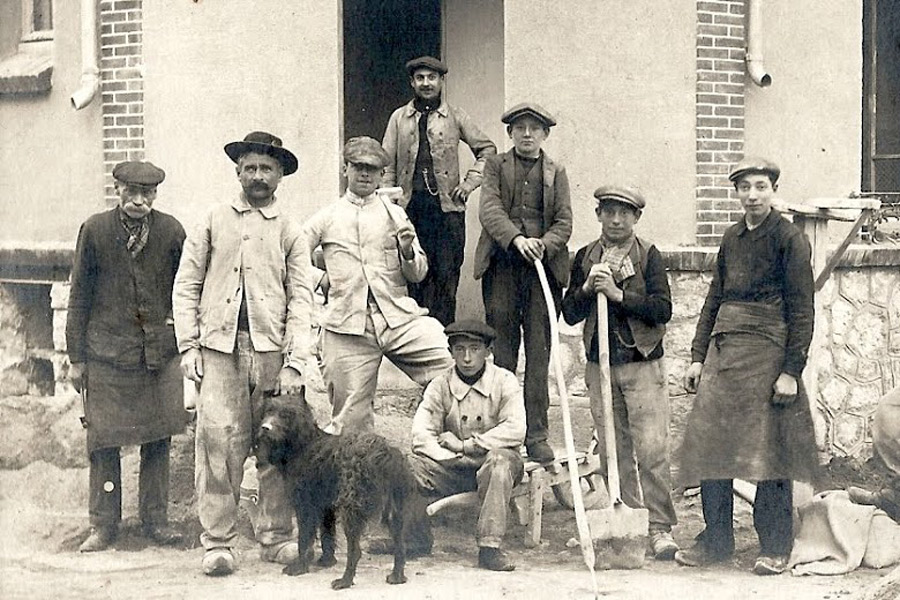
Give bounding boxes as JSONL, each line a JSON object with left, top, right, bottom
{"left": 596, "top": 293, "right": 621, "bottom": 503}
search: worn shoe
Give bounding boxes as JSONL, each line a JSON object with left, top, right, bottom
{"left": 525, "top": 441, "right": 555, "bottom": 463}
{"left": 478, "top": 547, "right": 516, "bottom": 571}
{"left": 142, "top": 524, "right": 184, "bottom": 546}
{"left": 366, "top": 536, "right": 433, "bottom": 557}
{"left": 79, "top": 526, "right": 117, "bottom": 553}
{"left": 260, "top": 540, "right": 300, "bottom": 564}
{"left": 202, "top": 548, "right": 234, "bottom": 576}
{"left": 674, "top": 545, "right": 731, "bottom": 567}
{"left": 650, "top": 530, "right": 679, "bottom": 561}
{"left": 752, "top": 554, "right": 787, "bottom": 575}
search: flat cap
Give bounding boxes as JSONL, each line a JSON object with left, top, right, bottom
{"left": 405, "top": 56, "right": 448, "bottom": 76}
{"left": 728, "top": 156, "right": 780, "bottom": 184}
{"left": 112, "top": 161, "right": 165, "bottom": 187}
{"left": 593, "top": 185, "right": 646, "bottom": 210}
{"left": 444, "top": 319, "right": 496, "bottom": 344}
{"left": 224, "top": 131, "right": 299, "bottom": 176}
{"left": 501, "top": 102, "right": 556, "bottom": 128}
{"left": 343, "top": 136, "right": 390, "bottom": 168}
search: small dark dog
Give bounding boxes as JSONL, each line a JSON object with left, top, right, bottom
{"left": 256, "top": 391, "right": 417, "bottom": 590}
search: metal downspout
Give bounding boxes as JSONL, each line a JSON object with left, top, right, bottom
{"left": 71, "top": 0, "right": 99, "bottom": 109}
{"left": 746, "top": 0, "right": 772, "bottom": 87}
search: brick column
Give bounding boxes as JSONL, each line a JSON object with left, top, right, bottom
{"left": 99, "top": 0, "right": 145, "bottom": 206}
{"left": 695, "top": 0, "right": 746, "bottom": 245}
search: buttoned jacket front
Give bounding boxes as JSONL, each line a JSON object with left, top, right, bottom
{"left": 382, "top": 99, "right": 496, "bottom": 213}
{"left": 474, "top": 149, "right": 573, "bottom": 286}
{"left": 412, "top": 363, "right": 526, "bottom": 462}
{"left": 173, "top": 195, "right": 307, "bottom": 365}
{"left": 302, "top": 191, "right": 429, "bottom": 335}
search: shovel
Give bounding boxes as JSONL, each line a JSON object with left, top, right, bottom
{"left": 533, "top": 259, "right": 600, "bottom": 599}
{"left": 586, "top": 292, "right": 649, "bottom": 569}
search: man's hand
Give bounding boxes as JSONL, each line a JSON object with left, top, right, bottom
{"left": 512, "top": 236, "right": 545, "bottom": 263}
{"left": 439, "top": 455, "right": 481, "bottom": 470}
{"left": 317, "top": 273, "right": 331, "bottom": 298}
{"left": 450, "top": 182, "right": 475, "bottom": 204}
{"left": 396, "top": 224, "right": 417, "bottom": 260}
{"left": 684, "top": 361, "right": 703, "bottom": 393}
{"left": 772, "top": 373, "right": 798, "bottom": 406}
{"left": 180, "top": 348, "right": 204, "bottom": 384}
{"left": 273, "top": 366, "right": 304, "bottom": 396}
{"left": 583, "top": 263, "right": 623, "bottom": 302}
{"left": 437, "top": 431, "right": 464, "bottom": 454}
{"left": 69, "top": 362, "right": 86, "bottom": 393}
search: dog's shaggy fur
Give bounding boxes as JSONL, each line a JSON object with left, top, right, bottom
{"left": 256, "top": 392, "right": 417, "bottom": 590}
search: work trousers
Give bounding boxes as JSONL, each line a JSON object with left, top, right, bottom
{"left": 700, "top": 478, "right": 793, "bottom": 557}
{"left": 482, "top": 256, "right": 559, "bottom": 446}
{"left": 321, "top": 304, "right": 453, "bottom": 435}
{"left": 88, "top": 438, "right": 170, "bottom": 529}
{"left": 195, "top": 332, "right": 294, "bottom": 550}
{"left": 586, "top": 359, "right": 678, "bottom": 531}
{"left": 406, "top": 190, "right": 466, "bottom": 326}
{"left": 411, "top": 449, "right": 524, "bottom": 548}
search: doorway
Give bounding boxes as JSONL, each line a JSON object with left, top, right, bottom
{"left": 342, "top": 0, "right": 442, "bottom": 143}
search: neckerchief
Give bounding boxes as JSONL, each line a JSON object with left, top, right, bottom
{"left": 118, "top": 208, "right": 149, "bottom": 257}
{"left": 599, "top": 233, "right": 635, "bottom": 275}
{"left": 455, "top": 363, "right": 486, "bottom": 386}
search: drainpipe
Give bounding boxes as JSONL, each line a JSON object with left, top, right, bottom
{"left": 745, "top": 0, "right": 772, "bottom": 87}
{"left": 71, "top": 0, "right": 99, "bottom": 110}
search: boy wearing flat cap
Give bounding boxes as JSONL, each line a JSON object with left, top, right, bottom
{"left": 68, "top": 161, "right": 188, "bottom": 552}
{"left": 301, "top": 136, "right": 453, "bottom": 436}
{"left": 382, "top": 56, "right": 496, "bottom": 326}
{"left": 561, "top": 185, "right": 679, "bottom": 560}
{"left": 678, "top": 157, "right": 817, "bottom": 575}
{"left": 474, "top": 102, "right": 572, "bottom": 463}
{"left": 173, "top": 131, "right": 305, "bottom": 575}
{"left": 406, "top": 319, "right": 526, "bottom": 571}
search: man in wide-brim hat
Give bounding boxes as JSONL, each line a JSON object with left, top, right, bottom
{"left": 173, "top": 130, "right": 307, "bottom": 576}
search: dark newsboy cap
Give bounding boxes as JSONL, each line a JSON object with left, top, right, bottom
{"left": 343, "top": 136, "right": 390, "bottom": 168}
{"left": 501, "top": 102, "right": 557, "bottom": 128}
{"left": 112, "top": 161, "right": 165, "bottom": 187}
{"left": 405, "top": 56, "right": 448, "bottom": 76}
{"left": 594, "top": 185, "right": 646, "bottom": 211}
{"left": 728, "top": 156, "right": 780, "bottom": 184}
{"left": 224, "top": 131, "right": 299, "bottom": 176}
{"left": 445, "top": 320, "right": 497, "bottom": 344}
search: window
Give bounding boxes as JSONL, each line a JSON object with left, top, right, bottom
{"left": 862, "top": 0, "right": 900, "bottom": 192}
{"left": 22, "top": 0, "right": 54, "bottom": 42}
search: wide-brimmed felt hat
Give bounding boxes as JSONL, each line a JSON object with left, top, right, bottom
{"left": 224, "top": 131, "right": 299, "bottom": 176}
{"left": 728, "top": 156, "right": 780, "bottom": 184}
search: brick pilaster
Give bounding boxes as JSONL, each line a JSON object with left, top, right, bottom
{"left": 696, "top": 0, "right": 746, "bottom": 245}
{"left": 99, "top": 0, "right": 144, "bottom": 206}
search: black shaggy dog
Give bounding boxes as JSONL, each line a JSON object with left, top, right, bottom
{"left": 255, "top": 391, "right": 417, "bottom": 590}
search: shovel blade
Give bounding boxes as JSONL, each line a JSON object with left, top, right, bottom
{"left": 586, "top": 505, "right": 649, "bottom": 570}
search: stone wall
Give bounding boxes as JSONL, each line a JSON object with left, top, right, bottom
{"left": 1, "top": 245, "right": 898, "bottom": 468}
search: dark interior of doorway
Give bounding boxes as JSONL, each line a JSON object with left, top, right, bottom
{"left": 343, "top": 0, "right": 441, "bottom": 143}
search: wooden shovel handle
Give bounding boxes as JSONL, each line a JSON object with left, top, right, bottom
{"left": 596, "top": 293, "right": 621, "bottom": 502}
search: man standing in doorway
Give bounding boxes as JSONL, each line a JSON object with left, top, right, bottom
{"left": 382, "top": 55, "right": 496, "bottom": 325}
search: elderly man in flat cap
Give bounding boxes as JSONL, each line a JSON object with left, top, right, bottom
{"left": 302, "top": 136, "right": 453, "bottom": 436}
{"left": 562, "top": 185, "right": 679, "bottom": 560}
{"left": 677, "top": 157, "right": 817, "bottom": 575}
{"left": 474, "top": 103, "right": 572, "bottom": 463}
{"left": 173, "top": 131, "right": 306, "bottom": 576}
{"left": 381, "top": 56, "right": 496, "bottom": 326}
{"left": 68, "top": 161, "right": 189, "bottom": 552}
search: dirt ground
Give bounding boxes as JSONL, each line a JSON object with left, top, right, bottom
{"left": 0, "top": 387, "right": 893, "bottom": 599}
